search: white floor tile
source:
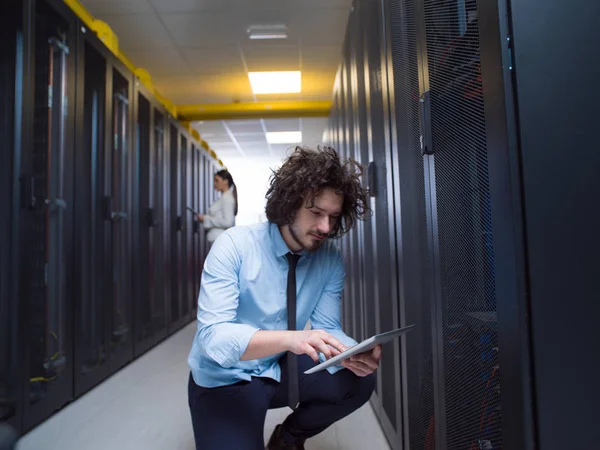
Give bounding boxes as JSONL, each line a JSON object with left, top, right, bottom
{"left": 18, "top": 323, "right": 389, "bottom": 450}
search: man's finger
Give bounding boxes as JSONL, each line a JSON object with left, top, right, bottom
{"left": 372, "top": 344, "right": 382, "bottom": 360}
{"left": 312, "top": 340, "right": 332, "bottom": 359}
{"left": 323, "top": 335, "right": 346, "bottom": 353}
{"left": 350, "top": 353, "right": 379, "bottom": 371}
{"left": 302, "top": 343, "right": 320, "bottom": 362}
{"left": 348, "top": 358, "right": 373, "bottom": 373}
{"left": 343, "top": 360, "right": 370, "bottom": 377}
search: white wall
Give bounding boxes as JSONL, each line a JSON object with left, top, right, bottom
{"left": 223, "top": 157, "right": 284, "bottom": 227}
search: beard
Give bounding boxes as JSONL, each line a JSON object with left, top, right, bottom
{"left": 288, "top": 223, "right": 326, "bottom": 252}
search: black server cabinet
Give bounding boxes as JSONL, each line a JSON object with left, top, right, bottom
{"left": 343, "top": 32, "right": 364, "bottom": 347}
{"left": 355, "top": 0, "right": 405, "bottom": 442}
{"left": 191, "top": 145, "right": 202, "bottom": 306}
{"left": 72, "top": 18, "right": 135, "bottom": 398}
{"left": 18, "top": 0, "right": 77, "bottom": 430}
{"left": 0, "top": 1, "right": 23, "bottom": 431}
{"left": 133, "top": 85, "right": 168, "bottom": 356}
{"left": 385, "top": 0, "right": 502, "bottom": 448}
{"left": 157, "top": 111, "right": 171, "bottom": 330}
{"left": 422, "top": 1, "right": 501, "bottom": 448}
{"left": 385, "top": 1, "right": 437, "bottom": 449}
{"left": 478, "top": 0, "right": 600, "bottom": 449}
{"left": 335, "top": 66, "right": 353, "bottom": 341}
{"left": 106, "top": 66, "right": 135, "bottom": 371}
{"left": 180, "top": 135, "right": 192, "bottom": 322}
{"left": 73, "top": 27, "right": 111, "bottom": 396}
{"left": 199, "top": 152, "right": 208, "bottom": 261}
{"left": 168, "top": 124, "right": 184, "bottom": 331}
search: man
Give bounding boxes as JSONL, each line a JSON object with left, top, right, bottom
{"left": 188, "top": 146, "right": 382, "bottom": 450}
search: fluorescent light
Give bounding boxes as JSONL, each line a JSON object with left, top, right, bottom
{"left": 247, "top": 25, "right": 288, "bottom": 40}
{"left": 249, "top": 33, "right": 287, "bottom": 40}
{"left": 266, "top": 131, "right": 302, "bottom": 144}
{"left": 248, "top": 71, "right": 301, "bottom": 95}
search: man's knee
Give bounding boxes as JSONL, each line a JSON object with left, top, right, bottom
{"left": 352, "top": 372, "right": 376, "bottom": 406}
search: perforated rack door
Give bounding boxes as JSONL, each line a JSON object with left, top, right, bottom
{"left": 110, "top": 71, "right": 132, "bottom": 354}
{"left": 423, "top": 0, "right": 502, "bottom": 448}
{"left": 388, "top": 0, "right": 437, "bottom": 447}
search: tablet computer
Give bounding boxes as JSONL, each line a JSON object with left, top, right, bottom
{"left": 304, "top": 324, "right": 415, "bottom": 374}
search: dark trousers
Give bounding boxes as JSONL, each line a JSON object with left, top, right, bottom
{"left": 188, "top": 354, "right": 376, "bottom": 450}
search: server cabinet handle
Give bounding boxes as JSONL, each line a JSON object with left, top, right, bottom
{"left": 419, "top": 90, "right": 433, "bottom": 155}
{"left": 44, "top": 198, "right": 67, "bottom": 210}
{"left": 19, "top": 174, "right": 36, "bottom": 209}
{"left": 193, "top": 221, "right": 200, "bottom": 234}
{"left": 102, "top": 196, "right": 127, "bottom": 221}
{"left": 367, "top": 162, "right": 377, "bottom": 197}
{"left": 176, "top": 216, "right": 184, "bottom": 231}
{"left": 147, "top": 208, "right": 156, "bottom": 227}
{"left": 102, "top": 196, "right": 113, "bottom": 221}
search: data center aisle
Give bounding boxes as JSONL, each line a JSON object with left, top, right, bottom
{"left": 18, "top": 322, "right": 390, "bottom": 450}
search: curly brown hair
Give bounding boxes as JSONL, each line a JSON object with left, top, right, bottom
{"left": 265, "top": 146, "right": 371, "bottom": 238}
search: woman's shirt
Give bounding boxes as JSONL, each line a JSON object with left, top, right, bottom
{"left": 204, "top": 187, "right": 236, "bottom": 243}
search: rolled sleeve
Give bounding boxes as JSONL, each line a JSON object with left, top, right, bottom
{"left": 196, "top": 233, "right": 260, "bottom": 368}
{"left": 309, "top": 249, "right": 357, "bottom": 375}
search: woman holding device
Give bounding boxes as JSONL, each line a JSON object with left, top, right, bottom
{"left": 196, "top": 169, "right": 238, "bottom": 246}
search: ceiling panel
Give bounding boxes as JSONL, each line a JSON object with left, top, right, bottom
{"left": 149, "top": 0, "right": 225, "bottom": 13}
{"left": 125, "top": 49, "right": 190, "bottom": 77}
{"left": 302, "top": 45, "right": 342, "bottom": 71}
{"left": 183, "top": 46, "right": 245, "bottom": 75}
{"left": 241, "top": 43, "right": 300, "bottom": 72}
{"left": 161, "top": 12, "right": 245, "bottom": 47}
{"left": 225, "top": 120, "right": 264, "bottom": 134}
{"left": 82, "top": 0, "right": 153, "bottom": 16}
{"left": 95, "top": 14, "right": 174, "bottom": 51}
{"left": 154, "top": 73, "right": 253, "bottom": 103}
{"left": 291, "top": 9, "right": 350, "bottom": 46}
{"left": 79, "top": 0, "right": 349, "bottom": 160}
{"left": 264, "top": 119, "right": 301, "bottom": 132}
{"left": 228, "top": 0, "right": 352, "bottom": 11}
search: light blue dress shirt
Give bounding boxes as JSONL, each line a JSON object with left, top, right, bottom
{"left": 188, "top": 221, "right": 357, "bottom": 388}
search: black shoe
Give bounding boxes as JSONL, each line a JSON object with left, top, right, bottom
{"left": 266, "top": 424, "right": 306, "bottom": 450}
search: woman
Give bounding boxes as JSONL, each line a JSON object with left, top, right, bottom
{"left": 197, "top": 169, "right": 238, "bottom": 246}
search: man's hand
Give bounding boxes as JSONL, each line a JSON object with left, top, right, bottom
{"left": 197, "top": 213, "right": 204, "bottom": 222}
{"left": 341, "top": 344, "right": 382, "bottom": 377}
{"left": 284, "top": 330, "right": 346, "bottom": 363}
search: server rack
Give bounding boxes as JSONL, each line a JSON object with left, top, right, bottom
{"left": 168, "top": 123, "right": 187, "bottom": 332}
{"left": 73, "top": 22, "right": 110, "bottom": 397}
{"left": 0, "top": 1, "right": 23, "bottom": 432}
{"left": 134, "top": 84, "right": 168, "bottom": 356}
{"left": 329, "top": 0, "right": 600, "bottom": 449}
{"left": 17, "top": 0, "right": 77, "bottom": 430}
{"left": 106, "top": 62, "right": 136, "bottom": 372}
{"left": 192, "top": 144, "right": 202, "bottom": 305}
{"left": 180, "top": 135, "right": 193, "bottom": 323}
{"left": 0, "top": 0, "right": 221, "bottom": 434}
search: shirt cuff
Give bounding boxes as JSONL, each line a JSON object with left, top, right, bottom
{"left": 319, "top": 329, "right": 358, "bottom": 375}
{"left": 204, "top": 324, "right": 260, "bottom": 368}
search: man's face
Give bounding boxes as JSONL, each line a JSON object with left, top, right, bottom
{"left": 288, "top": 188, "right": 343, "bottom": 251}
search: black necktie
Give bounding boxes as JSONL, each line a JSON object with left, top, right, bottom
{"left": 285, "top": 252, "right": 301, "bottom": 409}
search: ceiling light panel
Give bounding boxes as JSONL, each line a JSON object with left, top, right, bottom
{"left": 248, "top": 71, "right": 301, "bottom": 95}
{"left": 266, "top": 131, "right": 302, "bottom": 144}
{"left": 247, "top": 24, "right": 288, "bottom": 40}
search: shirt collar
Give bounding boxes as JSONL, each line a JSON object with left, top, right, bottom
{"left": 269, "top": 222, "right": 308, "bottom": 258}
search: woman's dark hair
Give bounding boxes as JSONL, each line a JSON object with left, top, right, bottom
{"left": 216, "top": 169, "right": 238, "bottom": 216}
{"left": 265, "top": 146, "right": 370, "bottom": 238}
